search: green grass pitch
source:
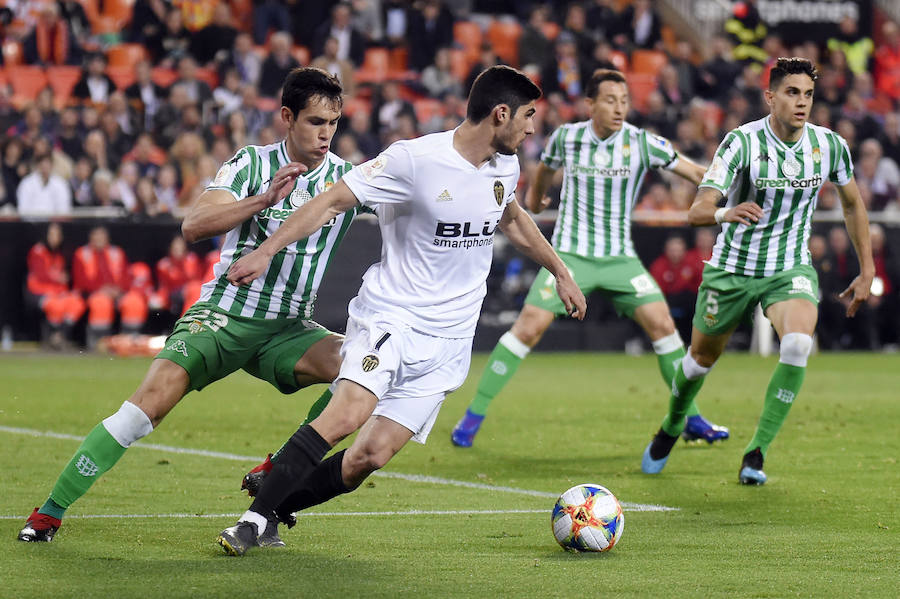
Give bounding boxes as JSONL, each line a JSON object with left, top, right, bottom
{"left": 1, "top": 352, "right": 897, "bottom": 598}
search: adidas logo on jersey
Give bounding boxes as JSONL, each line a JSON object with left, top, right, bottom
{"left": 436, "top": 189, "right": 452, "bottom": 202}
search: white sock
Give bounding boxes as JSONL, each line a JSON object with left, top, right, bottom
{"left": 651, "top": 332, "right": 683, "bottom": 355}
{"left": 239, "top": 510, "right": 268, "bottom": 534}
{"left": 102, "top": 401, "right": 154, "bottom": 447}
{"left": 499, "top": 331, "right": 531, "bottom": 359}
{"left": 681, "top": 351, "right": 712, "bottom": 381}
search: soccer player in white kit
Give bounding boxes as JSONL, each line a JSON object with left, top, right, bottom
{"left": 216, "top": 66, "right": 587, "bottom": 555}
{"left": 641, "top": 58, "right": 874, "bottom": 485}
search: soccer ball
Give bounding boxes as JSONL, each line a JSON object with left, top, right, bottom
{"left": 551, "top": 484, "right": 624, "bottom": 552}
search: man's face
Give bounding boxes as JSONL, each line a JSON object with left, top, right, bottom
{"left": 587, "top": 80, "right": 628, "bottom": 135}
{"left": 767, "top": 73, "right": 814, "bottom": 130}
{"left": 284, "top": 95, "right": 342, "bottom": 166}
{"left": 494, "top": 101, "right": 536, "bottom": 155}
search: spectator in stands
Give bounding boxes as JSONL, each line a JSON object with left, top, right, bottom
{"left": 615, "top": 0, "right": 661, "bottom": 51}
{"left": 685, "top": 227, "right": 716, "bottom": 272}
{"left": 855, "top": 139, "right": 900, "bottom": 212}
{"left": 26, "top": 222, "right": 85, "bottom": 349}
{"left": 586, "top": 0, "right": 622, "bottom": 42}
{"left": 225, "top": 32, "right": 262, "bottom": 88}
{"left": 133, "top": 175, "right": 168, "bottom": 217}
{"left": 669, "top": 40, "right": 699, "bottom": 100}
{"left": 334, "top": 133, "right": 365, "bottom": 165}
{"left": 213, "top": 67, "right": 243, "bottom": 119}
{"left": 56, "top": 107, "right": 84, "bottom": 161}
{"left": 640, "top": 90, "right": 676, "bottom": 139}
{"left": 541, "top": 31, "right": 584, "bottom": 102}
{"left": 90, "top": 169, "right": 123, "bottom": 211}
{"left": 311, "top": 36, "right": 356, "bottom": 97}
{"left": 658, "top": 64, "right": 687, "bottom": 115}
{"left": 155, "top": 235, "right": 201, "bottom": 315}
{"left": 814, "top": 66, "right": 846, "bottom": 109}
{"left": 83, "top": 128, "right": 109, "bottom": 172}
{"left": 697, "top": 35, "right": 743, "bottom": 102}
{"left": 465, "top": 44, "right": 499, "bottom": 95}
{"left": 407, "top": 0, "right": 454, "bottom": 72}
{"left": 169, "top": 131, "right": 206, "bottom": 207}
{"left": 22, "top": 2, "right": 80, "bottom": 66}
{"left": 634, "top": 182, "right": 682, "bottom": 226}
{"left": 1, "top": 137, "right": 26, "bottom": 212}
{"left": 124, "top": 60, "right": 168, "bottom": 132}
{"left": 69, "top": 156, "right": 94, "bottom": 207}
{"left": 867, "top": 224, "right": 899, "bottom": 349}
{"left": 723, "top": 0, "right": 766, "bottom": 65}
{"left": 874, "top": 21, "right": 900, "bottom": 102}
{"left": 152, "top": 6, "right": 191, "bottom": 67}
{"left": 112, "top": 162, "right": 140, "bottom": 213}
{"left": 252, "top": 0, "right": 292, "bottom": 45}
{"left": 313, "top": 2, "right": 365, "bottom": 67}
{"left": 259, "top": 31, "right": 300, "bottom": 98}
{"left": 519, "top": 5, "right": 554, "bottom": 72}
{"left": 842, "top": 90, "right": 879, "bottom": 143}
{"left": 809, "top": 232, "right": 841, "bottom": 349}
{"left": 72, "top": 53, "right": 116, "bottom": 105}
{"left": 827, "top": 15, "right": 873, "bottom": 77}
{"left": 650, "top": 235, "right": 701, "bottom": 342}
{"left": 370, "top": 80, "right": 415, "bottom": 139}
{"left": 17, "top": 153, "right": 72, "bottom": 216}
{"left": 58, "top": 0, "right": 91, "bottom": 47}
{"left": 350, "top": 0, "right": 384, "bottom": 46}
{"left": 124, "top": 133, "right": 164, "bottom": 179}
{"left": 0, "top": 83, "right": 20, "bottom": 134}
{"left": 223, "top": 110, "right": 250, "bottom": 150}
{"left": 821, "top": 226, "right": 859, "bottom": 349}
{"left": 189, "top": 2, "right": 237, "bottom": 66}
{"left": 172, "top": 55, "right": 214, "bottom": 108}
{"left": 32, "top": 136, "right": 72, "bottom": 182}
{"left": 347, "top": 109, "right": 380, "bottom": 159}
{"left": 9, "top": 105, "right": 48, "bottom": 153}
{"left": 130, "top": 0, "right": 168, "bottom": 48}
{"left": 154, "top": 163, "right": 179, "bottom": 212}
{"left": 420, "top": 47, "right": 462, "bottom": 99}
{"left": 561, "top": 2, "right": 596, "bottom": 59}
{"left": 238, "top": 84, "right": 266, "bottom": 141}
{"left": 100, "top": 110, "right": 133, "bottom": 169}
{"left": 383, "top": 0, "right": 409, "bottom": 47}
{"left": 73, "top": 226, "right": 147, "bottom": 347}
{"left": 877, "top": 111, "right": 900, "bottom": 166}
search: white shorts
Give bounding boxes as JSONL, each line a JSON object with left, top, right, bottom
{"left": 338, "top": 302, "right": 473, "bottom": 444}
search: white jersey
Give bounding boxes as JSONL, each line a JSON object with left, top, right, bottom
{"left": 701, "top": 116, "right": 854, "bottom": 277}
{"left": 341, "top": 130, "right": 519, "bottom": 338}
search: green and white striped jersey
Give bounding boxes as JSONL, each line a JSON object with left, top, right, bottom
{"left": 200, "top": 140, "right": 356, "bottom": 319}
{"left": 701, "top": 116, "right": 853, "bottom": 277}
{"left": 541, "top": 120, "right": 679, "bottom": 258}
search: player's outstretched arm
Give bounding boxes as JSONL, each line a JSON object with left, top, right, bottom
{"left": 498, "top": 200, "right": 586, "bottom": 319}
{"left": 524, "top": 162, "right": 559, "bottom": 213}
{"left": 835, "top": 178, "right": 875, "bottom": 317}
{"left": 182, "top": 163, "right": 306, "bottom": 243}
{"left": 669, "top": 155, "right": 707, "bottom": 185}
{"left": 227, "top": 180, "right": 359, "bottom": 286}
{"left": 688, "top": 187, "right": 763, "bottom": 227}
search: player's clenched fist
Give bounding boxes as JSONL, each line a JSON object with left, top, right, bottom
{"left": 227, "top": 249, "right": 270, "bottom": 286}
{"left": 261, "top": 162, "right": 307, "bottom": 208}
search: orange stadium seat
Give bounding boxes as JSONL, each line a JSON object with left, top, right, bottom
{"left": 151, "top": 67, "right": 178, "bottom": 87}
{"left": 448, "top": 48, "right": 472, "bottom": 82}
{"left": 2, "top": 40, "right": 24, "bottom": 66}
{"left": 107, "top": 65, "right": 136, "bottom": 89}
{"left": 342, "top": 96, "right": 371, "bottom": 117}
{"left": 107, "top": 43, "right": 148, "bottom": 68}
{"left": 625, "top": 73, "right": 657, "bottom": 113}
{"left": 414, "top": 98, "right": 444, "bottom": 124}
{"left": 453, "top": 21, "right": 482, "bottom": 62}
{"left": 91, "top": 14, "right": 121, "bottom": 35}
{"left": 101, "top": 0, "right": 135, "bottom": 24}
{"left": 630, "top": 49, "right": 668, "bottom": 76}
{"left": 541, "top": 21, "right": 560, "bottom": 41}
{"left": 7, "top": 66, "right": 48, "bottom": 105}
{"left": 356, "top": 48, "right": 389, "bottom": 84}
{"left": 46, "top": 66, "right": 83, "bottom": 105}
{"left": 78, "top": 0, "right": 100, "bottom": 23}
{"left": 390, "top": 47, "right": 408, "bottom": 72}
{"left": 195, "top": 67, "right": 219, "bottom": 89}
{"left": 487, "top": 20, "right": 522, "bottom": 66}
{"left": 292, "top": 45, "right": 310, "bottom": 66}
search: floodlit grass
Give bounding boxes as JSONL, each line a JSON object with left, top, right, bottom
{"left": 1, "top": 352, "right": 897, "bottom": 598}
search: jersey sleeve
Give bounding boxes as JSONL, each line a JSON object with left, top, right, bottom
{"left": 829, "top": 132, "right": 854, "bottom": 186}
{"left": 341, "top": 142, "right": 414, "bottom": 208}
{"left": 206, "top": 148, "right": 254, "bottom": 201}
{"left": 699, "top": 130, "right": 745, "bottom": 194}
{"left": 540, "top": 126, "right": 566, "bottom": 169}
{"left": 643, "top": 131, "right": 679, "bottom": 170}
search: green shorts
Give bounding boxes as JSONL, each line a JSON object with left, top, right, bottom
{"left": 693, "top": 264, "right": 819, "bottom": 336}
{"left": 524, "top": 253, "right": 664, "bottom": 318}
{"left": 156, "top": 301, "right": 334, "bottom": 393}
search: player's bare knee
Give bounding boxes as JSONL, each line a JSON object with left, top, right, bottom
{"left": 344, "top": 445, "right": 388, "bottom": 478}
{"left": 779, "top": 333, "right": 813, "bottom": 367}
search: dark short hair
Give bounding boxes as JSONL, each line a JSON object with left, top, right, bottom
{"left": 281, "top": 67, "right": 343, "bottom": 116}
{"left": 585, "top": 68, "right": 627, "bottom": 99}
{"left": 768, "top": 57, "right": 818, "bottom": 90}
{"left": 466, "top": 65, "right": 541, "bottom": 123}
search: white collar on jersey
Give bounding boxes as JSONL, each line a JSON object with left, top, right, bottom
{"left": 279, "top": 140, "right": 329, "bottom": 180}
{"left": 764, "top": 115, "right": 806, "bottom": 153}
{"left": 588, "top": 121, "right": 624, "bottom": 146}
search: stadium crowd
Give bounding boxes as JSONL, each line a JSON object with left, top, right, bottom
{"left": 1, "top": 0, "right": 898, "bottom": 350}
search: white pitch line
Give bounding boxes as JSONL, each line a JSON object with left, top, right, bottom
{"left": 0, "top": 425, "right": 678, "bottom": 512}
{"left": 0, "top": 509, "right": 549, "bottom": 520}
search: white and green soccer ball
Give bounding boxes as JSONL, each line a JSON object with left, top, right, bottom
{"left": 551, "top": 483, "right": 624, "bottom": 552}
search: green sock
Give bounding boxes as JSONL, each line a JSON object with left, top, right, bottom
{"left": 745, "top": 363, "right": 805, "bottom": 457}
{"left": 43, "top": 423, "right": 128, "bottom": 516}
{"left": 271, "top": 388, "right": 334, "bottom": 463}
{"left": 654, "top": 345, "right": 701, "bottom": 417}
{"left": 467, "top": 333, "right": 527, "bottom": 416}
{"left": 661, "top": 361, "right": 706, "bottom": 437}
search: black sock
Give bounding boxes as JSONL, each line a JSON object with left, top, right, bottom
{"left": 250, "top": 425, "right": 330, "bottom": 520}
{"left": 276, "top": 450, "right": 352, "bottom": 519}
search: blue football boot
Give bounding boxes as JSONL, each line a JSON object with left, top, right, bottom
{"left": 450, "top": 409, "right": 485, "bottom": 447}
{"left": 641, "top": 429, "right": 679, "bottom": 474}
{"left": 682, "top": 414, "right": 730, "bottom": 444}
{"left": 739, "top": 448, "right": 767, "bottom": 485}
